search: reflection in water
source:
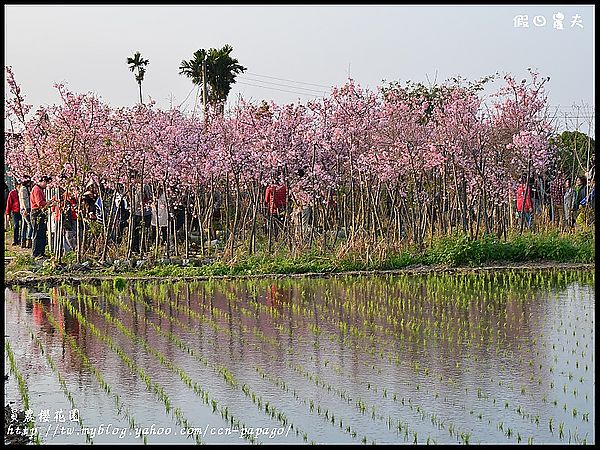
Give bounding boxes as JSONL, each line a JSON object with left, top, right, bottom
{"left": 4, "top": 270, "right": 595, "bottom": 444}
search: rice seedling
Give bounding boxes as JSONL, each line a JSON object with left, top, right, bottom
{"left": 34, "top": 301, "right": 149, "bottom": 443}
{"left": 49, "top": 296, "right": 207, "bottom": 444}
{"left": 26, "top": 325, "right": 93, "bottom": 443}
{"left": 558, "top": 422, "right": 565, "bottom": 439}
{"left": 4, "top": 338, "right": 40, "bottom": 444}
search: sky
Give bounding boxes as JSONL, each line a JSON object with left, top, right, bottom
{"left": 4, "top": 4, "right": 595, "bottom": 134}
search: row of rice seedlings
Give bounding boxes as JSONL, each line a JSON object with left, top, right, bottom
{"left": 192, "top": 290, "right": 473, "bottom": 444}
{"left": 232, "top": 284, "right": 490, "bottom": 436}
{"left": 539, "top": 302, "right": 594, "bottom": 433}
{"left": 231, "top": 270, "right": 596, "bottom": 440}
{"left": 246, "top": 276, "right": 515, "bottom": 375}
{"left": 84, "top": 288, "right": 301, "bottom": 444}
{"left": 133, "top": 280, "right": 232, "bottom": 323}
{"left": 122, "top": 283, "right": 344, "bottom": 443}
{"left": 328, "top": 280, "right": 552, "bottom": 382}
{"left": 241, "top": 281, "right": 553, "bottom": 442}
{"left": 214, "top": 274, "right": 584, "bottom": 442}
{"left": 247, "top": 284, "right": 474, "bottom": 388}
{"left": 253, "top": 365, "right": 371, "bottom": 444}
{"left": 262, "top": 354, "right": 449, "bottom": 444}
{"left": 52, "top": 295, "right": 203, "bottom": 444}
{"left": 35, "top": 300, "right": 145, "bottom": 442}
{"left": 117, "top": 287, "right": 316, "bottom": 443}
{"left": 26, "top": 325, "right": 93, "bottom": 443}
{"left": 462, "top": 289, "right": 593, "bottom": 442}
{"left": 250, "top": 311, "right": 482, "bottom": 444}
{"left": 4, "top": 338, "right": 41, "bottom": 445}
{"left": 74, "top": 291, "right": 241, "bottom": 436}
{"left": 102, "top": 274, "right": 584, "bottom": 442}
{"left": 178, "top": 270, "right": 548, "bottom": 366}
{"left": 111, "top": 284, "right": 298, "bottom": 440}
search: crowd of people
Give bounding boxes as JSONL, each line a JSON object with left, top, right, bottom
{"left": 3, "top": 165, "right": 596, "bottom": 260}
{"left": 515, "top": 169, "right": 595, "bottom": 230}
{"left": 5, "top": 175, "right": 52, "bottom": 258}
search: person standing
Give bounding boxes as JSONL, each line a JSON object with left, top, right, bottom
{"left": 18, "top": 178, "right": 33, "bottom": 248}
{"left": 5, "top": 180, "right": 21, "bottom": 246}
{"left": 574, "top": 176, "right": 588, "bottom": 206}
{"left": 50, "top": 186, "right": 77, "bottom": 254}
{"left": 574, "top": 175, "right": 589, "bottom": 227}
{"left": 112, "top": 184, "right": 130, "bottom": 245}
{"left": 265, "top": 182, "right": 288, "bottom": 217}
{"left": 130, "top": 181, "right": 152, "bottom": 254}
{"left": 30, "top": 176, "right": 51, "bottom": 258}
{"left": 265, "top": 176, "right": 287, "bottom": 241}
{"left": 516, "top": 175, "right": 533, "bottom": 229}
{"left": 563, "top": 178, "right": 577, "bottom": 228}
{"left": 150, "top": 187, "right": 169, "bottom": 248}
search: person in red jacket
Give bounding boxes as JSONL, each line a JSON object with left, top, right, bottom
{"left": 516, "top": 174, "right": 533, "bottom": 229}
{"left": 5, "top": 180, "right": 21, "bottom": 245}
{"left": 30, "top": 175, "right": 51, "bottom": 258}
{"left": 265, "top": 173, "right": 287, "bottom": 239}
{"left": 265, "top": 182, "right": 287, "bottom": 216}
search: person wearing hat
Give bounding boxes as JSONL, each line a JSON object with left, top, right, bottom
{"left": 18, "top": 177, "right": 33, "bottom": 248}
{"left": 5, "top": 180, "right": 21, "bottom": 246}
{"left": 30, "top": 175, "right": 51, "bottom": 258}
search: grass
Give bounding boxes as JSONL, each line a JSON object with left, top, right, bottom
{"left": 425, "top": 230, "right": 594, "bottom": 266}
{"left": 134, "top": 230, "right": 595, "bottom": 276}
{"left": 5, "top": 230, "right": 594, "bottom": 280}
{"left": 8, "top": 253, "right": 36, "bottom": 271}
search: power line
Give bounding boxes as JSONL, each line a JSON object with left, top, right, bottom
{"left": 235, "top": 81, "right": 323, "bottom": 98}
{"left": 245, "top": 71, "right": 331, "bottom": 89}
{"left": 178, "top": 85, "right": 197, "bottom": 109}
{"left": 237, "top": 76, "right": 327, "bottom": 94}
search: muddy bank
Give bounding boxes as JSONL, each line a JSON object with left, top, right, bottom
{"left": 4, "top": 261, "right": 594, "bottom": 288}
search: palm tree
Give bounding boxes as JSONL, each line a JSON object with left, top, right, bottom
{"left": 179, "top": 45, "right": 246, "bottom": 116}
{"left": 178, "top": 49, "right": 207, "bottom": 117}
{"left": 206, "top": 44, "right": 247, "bottom": 114}
{"left": 127, "top": 51, "right": 150, "bottom": 104}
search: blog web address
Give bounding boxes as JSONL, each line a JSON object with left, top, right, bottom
{"left": 8, "top": 422, "right": 293, "bottom": 440}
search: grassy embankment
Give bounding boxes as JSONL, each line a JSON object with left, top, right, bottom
{"left": 4, "top": 230, "right": 594, "bottom": 281}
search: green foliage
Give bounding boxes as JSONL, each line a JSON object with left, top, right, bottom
{"left": 61, "top": 251, "right": 78, "bottom": 264}
{"left": 548, "top": 130, "right": 595, "bottom": 178}
{"left": 179, "top": 44, "right": 246, "bottom": 112}
{"left": 379, "top": 250, "right": 423, "bottom": 270}
{"left": 425, "top": 231, "right": 594, "bottom": 267}
{"left": 11, "top": 254, "right": 35, "bottom": 271}
{"left": 113, "top": 277, "right": 127, "bottom": 291}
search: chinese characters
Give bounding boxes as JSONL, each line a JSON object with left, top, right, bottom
{"left": 513, "top": 12, "right": 584, "bottom": 29}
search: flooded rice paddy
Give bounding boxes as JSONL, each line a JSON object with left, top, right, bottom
{"left": 4, "top": 270, "right": 595, "bottom": 444}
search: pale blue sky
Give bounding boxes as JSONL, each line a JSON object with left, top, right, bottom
{"left": 4, "top": 5, "right": 595, "bottom": 128}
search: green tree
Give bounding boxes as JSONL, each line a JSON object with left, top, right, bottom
{"left": 179, "top": 45, "right": 246, "bottom": 117}
{"left": 206, "top": 44, "right": 247, "bottom": 114}
{"left": 126, "top": 51, "right": 150, "bottom": 104}
{"left": 178, "top": 49, "right": 206, "bottom": 117}
{"left": 549, "top": 130, "right": 595, "bottom": 180}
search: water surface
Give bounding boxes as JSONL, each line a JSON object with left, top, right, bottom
{"left": 4, "top": 270, "right": 595, "bottom": 444}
